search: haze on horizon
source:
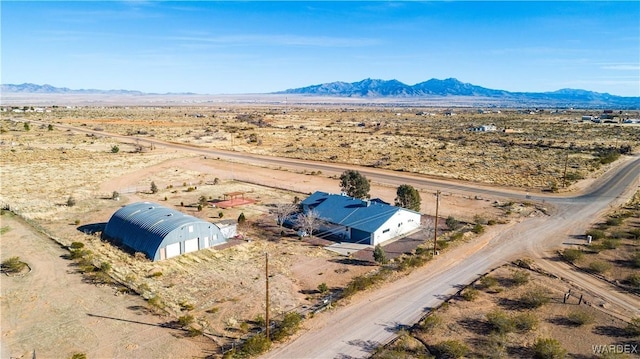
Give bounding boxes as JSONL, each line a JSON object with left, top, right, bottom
{"left": 2, "top": 1, "right": 639, "bottom": 97}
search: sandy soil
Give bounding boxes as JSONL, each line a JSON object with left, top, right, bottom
{"left": 0, "top": 213, "right": 211, "bottom": 359}
{"left": 1, "top": 106, "right": 638, "bottom": 358}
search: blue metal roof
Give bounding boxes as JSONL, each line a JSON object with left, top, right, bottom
{"left": 301, "top": 192, "right": 405, "bottom": 234}
{"left": 103, "top": 202, "right": 214, "bottom": 259}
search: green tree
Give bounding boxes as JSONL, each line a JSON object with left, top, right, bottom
{"left": 373, "top": 244, "right": 388, "bottom": 264}
{"left": 339, "top": 170, "right": 370, "bottom": 199}
{"left": 47, "top": 124, "right": 54, "bottom": 131}
{"left": 23, "top": 122, "right": 30, "bottom": 131}
{"left": 238, "top": 212, "right": 246, "bottom": 225}
{"left": 394, "top": 184, "right": 421, "bottom": 211}
{"left": 111, "top": 145, "right": 120, "bottom": 153}
{"left": 150, "top": 181, "right": 158, "bottom": 194}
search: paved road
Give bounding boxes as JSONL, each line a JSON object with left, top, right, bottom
{"left": 23, "top": 119, "right": 640, "bottom": 358}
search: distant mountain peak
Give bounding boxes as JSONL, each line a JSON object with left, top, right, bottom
{"left": 275, "top": 78, "right": 639, "bottom": 108}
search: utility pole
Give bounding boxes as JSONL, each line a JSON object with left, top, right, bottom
{"left": 562, "top": 151, "right": 569, "bottom": 188}
{"left": 265, "top": 252, "right": 270, "bottom": 340}
{"left": 433, "top": 190, "right": 440, "bottom": 256}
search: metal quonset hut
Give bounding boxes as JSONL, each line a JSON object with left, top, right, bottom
{"left": 103, "top": 202, "right": 226, "bottom": 261}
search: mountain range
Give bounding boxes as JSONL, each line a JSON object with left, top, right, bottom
{"left": 276, "top": 78, "right": 639, "bottom": 108}
{"left": 2, "top": 79, "right": 639, "bottom": 108}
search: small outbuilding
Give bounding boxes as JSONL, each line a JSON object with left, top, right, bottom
{"left": 103, "top": 202, "right": 226, "bottom": 261}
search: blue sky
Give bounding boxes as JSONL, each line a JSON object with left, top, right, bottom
{"left": 2, "top": 1, "right": 639, "bottom": 96}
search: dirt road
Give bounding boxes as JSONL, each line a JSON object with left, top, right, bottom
{"left": 264, "top": 156, "right": 640, "bottom": 359}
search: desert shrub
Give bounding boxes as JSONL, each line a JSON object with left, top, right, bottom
{"left": 511, "top": 270, "right": 530, "bottom": 286}
{"left": 206, "top": 307, "right": 220, "bottom": 314}
{"left": 436, "top": 240, "right": 449, "bottom": 250}
{"left": 99, "top": 262, "right": 111, "bottom": 272}
{"left": 237, "top": 212, "right": 247, "bottom": 225}
{"left": 66, "top": 196, "right": 77, "bottom": 207}
{"left": 239, "top": 321, "right": 250, "bottom": 334}
{"left": 472, "top": 223, "right": 485, "bottom": 234}
{"left": 197, "top": 204, "right": 203, "bottom": 212}
{"left": 597, "top": 150, "right": 620, "bottom": 165}
{"left": 1, "top": 256, "right": 26, "bottom": 273}
{"left": 473, "top": 214, "right": 487, "bottom": 225}
{"left": 605, "top": 217, "right": 623, "bottom": 226}
{"left": 110, "top": 145, "right": 119, "bottom": 153}
{"left": 566, "top": 309, "right": 594, "bottom": 326}
{"left": 450, "top": 231, "right": 464, "bottom": 241}
{"left": 70, "top": 242, "right": 85, "bottom": 250}
{"left": 461, "top": 288, "right": 479, "bottom": 301}
{"left": 625, "top": 273, "right": 640, "bottom": 288}
{"left": 431, "top": 340, "right": 469, "bottom": 359}
{"left": 271, "top": 312, "right": 302, "bottom": 341}
{"left": 180, "top": 302, "right": 194, "bottom": 311}
{"left": 486, "top": 310, "right": 514, "bottom": 334}
{"left": 586, "top": 229, "right": 606, "bottom": 240}
{"left": 0, "top": 226, "right": 10, "bottom": 235}
{"left": 600, "top": 239, "right": 620, "bottom": 250}
{"left": 631, "top": 252, "right": 640, "bottom": 268}
{"left": 147, "top": 295, "right": 162, "bottom": 308}
{"left": 629, "top": 229, "right": 640, "bottom": 240}
{"left": 533, "top": 338, "right": 566, "bottom": 359}
{"left": 240, "top": 333, "right": 271, "bottom": 356}
{"left": 69, "top": 353, "right": 87, "bottom": 359}
{"left": 74, "top": 219, "right": 81, "bottom": 225}
{"left": 420, "top": 314, "right": 442, "bottom": 332}
{"left": 478, "top": 275, "right": 499, "bottom": 290}
{"left": 589, "top": 260, "right": 612, "bottom": 274}
{"left": 625, "top": 317, "right": 640, "bottom": 336}
{"left": 177, "top": 314, "right": 194, "bottom": 328}
{"left": 253, "top": 314, "right": 266, "bottom": 327}
{"left": 111, "top": 191, "right": 120, "bottom": 200}
{"left": 218, "top": 211, "right": 224, "bottom": 218}
{"left": 446, "top": 216, "right": 461, "bottom": 230}
{"left": 150, "top": 181, "right": 158, "bottom": 194}
{"left": 318, "top": 282, "right": 329, "bottom": 294}
{"left": 513, "top": 312, "right": 538, "bottom": 332}
{"left": 519, "top": 287, "right": 550, "bottom": 309}
{"left": 561, "top": 248, "right": 583, "bottom": 263}
{"left": 186, "top": 326, "right": 203, "bottom": 337}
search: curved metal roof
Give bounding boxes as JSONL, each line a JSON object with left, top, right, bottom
{"left": 104, "top": 202, "right": 214, "bottom": 259}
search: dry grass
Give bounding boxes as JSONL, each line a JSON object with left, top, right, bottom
{"left": 375, "top": 264, "right": 635, "bottom": 358}
{"left": 5, "top": 106, "right": 638, "bottom": 190}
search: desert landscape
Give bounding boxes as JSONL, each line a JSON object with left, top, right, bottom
{"left": 1, "top": 102, "right": 639, "bottom": 358}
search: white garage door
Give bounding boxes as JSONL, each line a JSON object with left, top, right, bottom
{"left": 184, "top": 238, "right": 199, "bottom": 253}
{"left": 165, "top": 242, "right": 181, "bottom": 258}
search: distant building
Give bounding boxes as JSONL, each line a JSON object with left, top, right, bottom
{"left": 297, "top": 191, "right": 421, "bottom": 246}
{"left": 469, "top": 124, "right": 497, "bottom": 132}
